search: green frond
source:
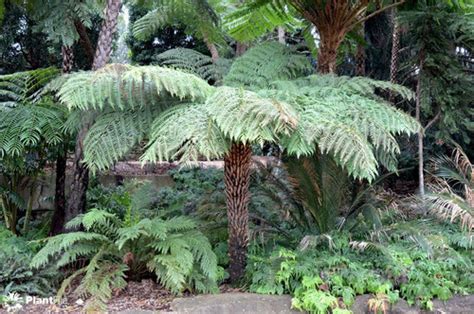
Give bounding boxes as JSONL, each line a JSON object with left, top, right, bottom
{"left": 0, "top": 103, "right": 65, "bottom": 157}
{"left": 224, "top": 42, "right": 312, "bottom": 89}
{"left": 208, "top": 86, "right": 298, "bottom": 144}
{"left": 156, "top": 48, "right": 232, "bottom": 83}
{"left": 266, "top": 76, "right": 420, "bottom": 181}
{"left": 132, "top": 0, "right": 223, "bottom": 43}
{"left": 224, "top": 0, "right": 299, "bottom": 42}
{"left": 0, "top": 67, "right": 60, "bottom": 107}
{"left": 83, "top": 105, "right": 172, "bottom": 172}
{"left": 141, "top": 103, "right": 228, "bottom": 164}
{"left": 58, "top": 64, "right": 213, "bottom": 111}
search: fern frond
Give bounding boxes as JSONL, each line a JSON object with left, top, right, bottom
{"left": 155, "top": 48, "right": 231, "bottom": 83}
{"left": 425, "top": 189, "right": 474, "bottom": 231}
{"left": 224, "top": 42, "right": 312, "bottom": 89}
{"left": 224, "top": 0, "right": 299, "bottom": 42}
{"left": 58, "top": 64, "right": 213, "bottom": 111}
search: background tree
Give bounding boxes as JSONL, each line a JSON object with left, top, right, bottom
{"left": 398, "top": 0, "right": 474, "bottom": 195}
{"left": 66, "top": 0, "right": 122, "bottom": 227}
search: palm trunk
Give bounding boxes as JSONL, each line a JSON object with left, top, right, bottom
{"left": 224, "top": 142, "right": 252, "bottom": 282}
{"left": 66, "top": 0, "right": 122, "bottom": 225}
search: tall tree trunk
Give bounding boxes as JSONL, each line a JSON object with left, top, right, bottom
{"left": 416, "top": 51, "right": 425, "bottom": 197}
{"left": 389, "top": 10, "right": 400, "bottom": 102}
{"left": 224, "top": 142, "right": 252, "bottom": 283}
{"left": 74, "top": 20, "right": 95, "bottom": 67}
{"left": 65, "top": 0, "right": 122, "bottom": 226}
{"left": 50, "top": 142, "right": 68, "bottom": 235}
{"left": 51, "top": 46, "right": 73, "bottom": 234}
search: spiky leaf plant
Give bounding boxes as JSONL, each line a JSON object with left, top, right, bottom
{"left": 426, "top": 147, "right": 474, "bottom": 232}
{"left": 31, "top": 208, "right": 219, "bottom": 311}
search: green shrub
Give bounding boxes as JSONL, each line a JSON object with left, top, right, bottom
{"left": 247, "top": 226, "right": 473, "bottom": 313}
{"left": 0, "top": 226, "right": 58, "bottom": 297}
{"left": 30, "top": 208, "right": 222, "bottom": 311}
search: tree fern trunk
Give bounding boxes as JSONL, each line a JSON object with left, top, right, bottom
{"left": 66, "top": 0, "right": 122, "bottom": 226}
{"left": 224, "top": 142, "right": 251, "bottom": 282}
{"left": 50, "top": 46, "right": 73, "bottom": 234}
{"left": 317, "top": 29, "right": 344, "bottom": 74}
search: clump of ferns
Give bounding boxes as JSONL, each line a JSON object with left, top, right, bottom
{"left": 30, "top": 207, "right": 221, "bottom": 311}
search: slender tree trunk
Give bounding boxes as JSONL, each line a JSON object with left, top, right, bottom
{"left": 224, "top": 142, "right": 252, "bottom": 282}
{"left": 416, "top": 51, "right": 425, "bottom": 197}
{"left": 22, "top": 182, "right": 38, "bottom": 234}
{"left": 74, "top": 20, "right": 95, "bottom": 67}
{"left": 203, "top": 35, "right": 219, "bottom": 63}
{"left": 66, "top": 0, "right": 122, "bottom": 226}
{"left": 50, "top": 142, "right": 67, "bottom": 235}
{"left": 51, "top": 46, "right": 73, "bottom": 234}
{"left": 277, "top": 26, "right": 286, "bottom": 44}
{"left": 389, "top": 10, "right": 400, "bottom": 102}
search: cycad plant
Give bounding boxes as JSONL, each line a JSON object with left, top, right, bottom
{"left": 426, "top": 147, "right": 473, "bottom": 232}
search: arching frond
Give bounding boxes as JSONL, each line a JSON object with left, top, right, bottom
{"left": 0, "top": 67, "right": 60, "bottom": 108}
{"left": 223, "top": 0, "right": 299, "bottom": 42}
{"left": 142, "top": 86, "right": 298, "bottom": 164}
{"left": 132, "top": 0, "right": 223, "bottom": 44}
{"left": 0, "top": 102, "right": 65, "bottom": 157}
{"left": 57, "top": 64, "right": 213, "bottom": 111}
{"left": 141, "top": 103, "right": 228, "bottom": 165}
{"left": 155, "top": 48, "right": 232, "bottom": 83}
{"left": 207, "top": 86, "right": 297, "bottom": 144}
{"left": 224, "top": 42, "right": 312, "bottom": 89}
{"left": 83, "top": 104, "right": 179, "bottom": 172}
{"left": 264, "top": 76, "right": 420, "bottom": 181}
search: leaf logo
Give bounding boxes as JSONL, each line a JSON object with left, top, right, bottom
{"left": 3, "top": 292, "right": 23, "bottom": 312}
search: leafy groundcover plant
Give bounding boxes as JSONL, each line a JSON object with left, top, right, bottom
{"left": 30, "top": 207, "right": 221, "bottom": 311}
